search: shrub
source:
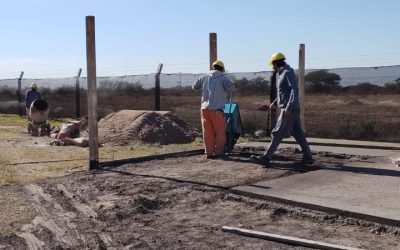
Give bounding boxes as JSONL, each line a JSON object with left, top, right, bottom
{"left": 343, "top": 82, "right": 383, "bottom": 95}
{"left": 305, "top": 70, "right": 341, "bottom": 92}
{"left": 384, "top": 77, "right": 400, "bottom": 94}
{"left": 235, "top": 77, "right": 270, "bottom": 95}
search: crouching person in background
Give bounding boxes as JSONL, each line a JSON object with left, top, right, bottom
{"left": 193, "top": 60, "right": 235, "bottom": 159}
{"left": 25, "top": 83, "right": 43, "bottom": 121}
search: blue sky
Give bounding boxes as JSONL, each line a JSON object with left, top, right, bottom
{"left": 0, "top": 0, "right": 399, "bottom": 78}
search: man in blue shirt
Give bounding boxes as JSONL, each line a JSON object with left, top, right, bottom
{"left": 25, "top": 83, "right": 43, "bottom": 120}
{"left": 25, "top": 83, "right": 42, "bottom": 109}
{"left": 251, "top": 53, "right": 313, "bottom": 167}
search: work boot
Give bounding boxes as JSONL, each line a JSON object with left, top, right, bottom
{"left": 215, "top": 151, "right": 226, "bottom": 158}
{"left": 250, "top": 154, "right": 271, "bottom": 167}
{"left": 206, "top": 154, "right": 216, "bottom": 160}
{"left": 301, "top": 155, "right": 314, "bottom": 165}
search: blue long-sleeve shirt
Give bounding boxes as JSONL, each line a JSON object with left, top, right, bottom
{"left": 25, "top": 89, "right": 42, "bottom": 108}
{"left": 276, "top": 64, "right": 300, "bottom": 111}
{"left": 192, "top": 70, "right": 235, "bottom": 110}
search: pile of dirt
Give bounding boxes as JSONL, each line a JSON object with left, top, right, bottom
{"left": 98, "top": 110, "right": 200, "bottom": 145}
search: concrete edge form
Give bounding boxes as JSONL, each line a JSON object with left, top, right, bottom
{"left": 238, "top": 140, "right": 400, "bottom": 151}
{"left": 222, "top": 226, "right": 364, "bottom": 250}
{"left": 230, "top": 187, "right": 400, "bottom": 227}
{"left": 99, "top": 149, "right": 204, "bottom": 168}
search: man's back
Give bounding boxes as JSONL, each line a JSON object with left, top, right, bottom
{"left": 25, "top": 89, "right": 42, "bottom": 108}
{"left": 193, "top": 70, "right": 235, "bottom": 110}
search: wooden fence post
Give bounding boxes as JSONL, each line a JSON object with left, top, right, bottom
{"left": 155, "top": 63, "right": 163, "bottom": 111}
{"left": 86, "top": 16, "right": 99, "bottom": 170}
{"left": 209, "top": 33, "right": 217, "bottom": 70}
{"left": 76, "top": 68, "right": 82, "bottom": 118}
{"left": 17, "top": 71, "right": 24, "bottom": 116}
{"left": 269, "top": 72, "right": 277, "bottom": 134}
{"left": 298, "top": 44, "right": 306, "bottom": 132}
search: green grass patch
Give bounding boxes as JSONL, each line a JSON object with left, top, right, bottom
{"left": 0, "top": 114, "right": 66, "bottom": 127}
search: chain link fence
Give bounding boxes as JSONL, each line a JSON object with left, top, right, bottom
{"left": 1, "top": 65, "right": 400, "bottom": 142}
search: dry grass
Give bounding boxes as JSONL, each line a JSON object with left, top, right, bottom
{"left": 16, "top": 92, "right": 399, "bottom": 142}
{"left": 0, "top": 115, "right": 204, "bottom": 186}
{"left": 305, "top": 94, "right": 400, "bottom": 142}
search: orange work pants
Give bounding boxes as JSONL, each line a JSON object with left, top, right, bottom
{"left": 201, "top": 109, "right": 226, "bottom": 155}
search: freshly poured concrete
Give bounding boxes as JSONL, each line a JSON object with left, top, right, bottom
{"left": 237, "top": 141, "right": 399, "bottom": 157}
{"left": 233, "top": 161, "right": 400, "bottom": 225}
{"left": 234, "top": 139, "right": 400, "bottom": 226}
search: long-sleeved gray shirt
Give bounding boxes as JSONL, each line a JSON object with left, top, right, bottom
{"left": 193, "top": 70, "right": 235, "bottom": 110}
{"left": 276, "top": 64, "right": 300, "bottom": 111}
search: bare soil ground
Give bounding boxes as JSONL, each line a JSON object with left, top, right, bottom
{"left": 1, "top": 115, "right": 400, "bottom": 249}
{"left": 1, "top": 150, "right": 400, "bottom": 249}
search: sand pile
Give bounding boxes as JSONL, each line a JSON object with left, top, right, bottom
{"left": 98, "top": 110, "right": 200, "bottom": 145}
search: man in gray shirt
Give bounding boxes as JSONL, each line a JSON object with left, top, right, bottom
{"left": 251, "top": 53, "right": 313, "bottom": 167}
{"left": 193, "top": 60, "right": 235, "bottom": 159}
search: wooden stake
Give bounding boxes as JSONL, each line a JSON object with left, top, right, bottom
{"left": 17, "top": 71, "right": 24, "bottom": 116}
{"left": 298, "top": 44, "right": 306, "bottom": 132}
{"left": 85, "top": 16, "right": 99, "bottom": 170}
{"left": 209, "top": 33, "right": 217, "bottom": 70}
{"left": 75, "top": 68, "right": 82, "bottom": 118}
{"left": 155, "top": 63, "right": 163, "bottom": 111}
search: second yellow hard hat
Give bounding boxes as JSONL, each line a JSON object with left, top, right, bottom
{"left": 269, "top": 52, "right": 286, "bottom": 66}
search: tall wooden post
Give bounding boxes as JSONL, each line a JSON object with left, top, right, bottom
{"left": 155, "top": 63, "right": 163, "bottom": 111}
{"left": 17, "top": 71, "right": 24, "bottom": 116}
{"left": 75, "top": 68, "right": 82, "bottom": 118}
{"left": 86, "top": 16, "right": 99, "bottom": 170}
{"left": 269, "top": 71, "right": 277, "bottom": 134}
{"left": 298, "top": 44, "right": 306, "bottom": 131}
{"left": 209, "top": 33, "right": 217, "bottom": 70}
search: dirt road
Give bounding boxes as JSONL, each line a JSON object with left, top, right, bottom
{"left": 1, "top": 151, "right": 400, "bottom": 249}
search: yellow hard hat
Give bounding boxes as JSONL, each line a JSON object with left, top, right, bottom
{"left": 30, "top": 83, "right": 38, "bottom": 88}
{"left": 212, "top": 60, "right": 225, "bottom": 70}
{"left": 269, "top": 52, "right": 286, "bottom": 66}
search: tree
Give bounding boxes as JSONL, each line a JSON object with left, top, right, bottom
{"left": 305, "top": 70, "right": 341, "bottom": 92}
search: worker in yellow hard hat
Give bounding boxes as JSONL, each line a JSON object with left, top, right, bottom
{"left": 251, "top": 53, "right": 313, "bottom": 167}
{"left": 193, "top": 60, "right": 235, "bottom": 159}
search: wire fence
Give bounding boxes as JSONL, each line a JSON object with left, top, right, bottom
{"left": 1, "top": 64, "right": 400, "bottom": 142}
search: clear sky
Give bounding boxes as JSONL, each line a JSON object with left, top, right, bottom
{"left": 1, "top": 0, "right": 399, "bottom": 78}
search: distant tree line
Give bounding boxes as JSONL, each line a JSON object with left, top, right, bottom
{"left": 305, "top": 69, "right": 400, "bottom": 94}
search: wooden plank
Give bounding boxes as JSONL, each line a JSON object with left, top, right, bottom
{"left": 155, "top": 63, "right": 163, "bottom": 111}
{"left": 17, "top": 71, "right": 24, "bottom": 116}
{"left": 222, "top": 226, "right": 363, "bottom": 250}
{"left": 75, "top": 68, "right": 82, "bottom": 118}
{"left": 298, "top": 44, "right": 306, "bottom": 132}
{"left": 209, "top": 33, "right": 217, "bottom": 70}
{"left": 85, "top": 16, "right": 99, "bottom": 170}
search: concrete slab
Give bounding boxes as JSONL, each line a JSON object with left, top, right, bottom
{"left": 232, "top": 161, "right": 400, "bottom": 226}
{"left": 237, "top": 141, "right": 399, "bottom": 157}
{"left": 292, "top": 138, "right": 400, "bottom": 150}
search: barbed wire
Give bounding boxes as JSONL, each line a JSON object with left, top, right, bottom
{"left": 0, "top": 50, "right": 399, "bottom": 79}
